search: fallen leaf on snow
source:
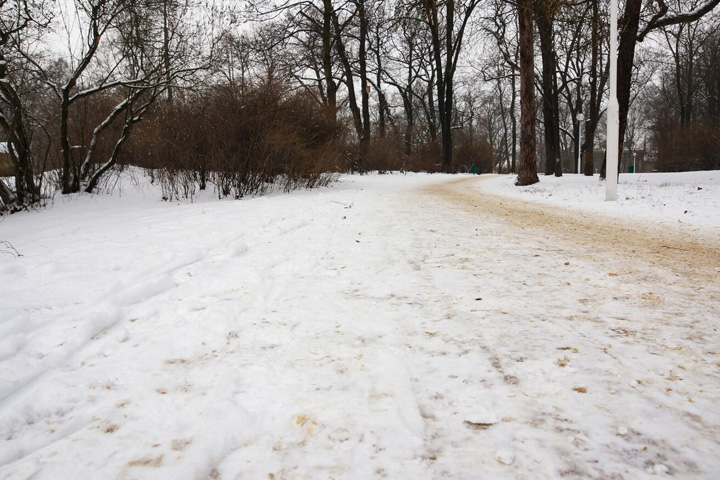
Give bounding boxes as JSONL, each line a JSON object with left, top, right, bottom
{"left": 127, "top": 455, "right": 163, "bottom": 467}
{"left": 171, "top": 438, "right": 192, "bottom": 451}
{"left": 464, "top": 421, "right": 494, "bottom": 430}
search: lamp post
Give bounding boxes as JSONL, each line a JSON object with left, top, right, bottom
{"left": 576, "top": 112, "right": 585, "bottom": 174}
{"left": 605, "top": 0, "right": 619, "bottom": 200}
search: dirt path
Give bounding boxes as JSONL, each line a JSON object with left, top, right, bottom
{"left": 414, "top": 175, "right": 720, "bottom": 477}
{"left": 427, "top": 176, "right": 720, "bottom": 290}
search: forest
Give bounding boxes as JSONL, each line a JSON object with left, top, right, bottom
{"left": 1, "top": 0, "right": 719, "bottom": 211}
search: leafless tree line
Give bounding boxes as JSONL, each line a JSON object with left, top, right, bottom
{"left": 1, "top": 0, "right": 719, "bottom": 211}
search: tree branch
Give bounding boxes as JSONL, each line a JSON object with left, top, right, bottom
{"left": 638, "top": 0, "right": 720, "bottom": 42}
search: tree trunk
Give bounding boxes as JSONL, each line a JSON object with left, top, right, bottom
{"left": 0, "top": 31, "right": 42, "bottom": 208}
{"left": 0, "top": 178, "right": 15, "bottom": 206}
{"left": 584, "top": 0, "right": 600, "bottom": 176}
{"left": 401, "top": 43, "right": 415, "bottom": 158}
{"left": 428, "top": 2, "right": 445, "bottom": 169}
{"left": 536, "top": 7, "right": 561, "bottom": 177}
{"left": 374, "top": 23, "right": 386, "bottom": 139}
{"left": 516, "top": 1, "right": 539, "bottom": 186}
{"left": 358, "top": 0, "right": 370, "bottom": 166}
{"left": 322, "top": 0, "right": 337, "bottom": 125}
{"left": 0, "top": 59, "right": 39, "bottom": 205}
{"left": 85, "top": 121, "right": 135, "bottom": 193}
{"left": 616, "top": 0, "right": 642, "bottom": 172}
{"left": 79, "top": 96, "right": 133, "bottom": 182}
{"left": 331, "top": 8, "right": 363, "bottom": 170}
{"left": 426, "top": 72, "right": 438, "bottom": 144}
{"left": 163, "top": 0, "right": 173, "bottom": 105}
{"left": 498, "top": 77, "right": 511, "bottom": 173}
{"left": 511, "top": 70, "right": 518, "bottom": 174}
{"left": 441, "top": 0, "right": 455, "bottom": 173}
{"left": 403, "top": 91, "right": 414, "bottom": 158}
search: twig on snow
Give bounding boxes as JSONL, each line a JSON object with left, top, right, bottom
{"left": 0, "top": 240, "right": 22, "bottom": 257}
{"left": 326, "top": 201, "right": 354, "bottom": 209}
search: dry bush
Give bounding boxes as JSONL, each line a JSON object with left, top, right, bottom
{"left": 654, "top": 122, "right": 720, "bottom": 172}
{"left": 363, "top": 137, "right": 405, "bottom": 173}
{"left": 454, "top": 137, "right": 495, "bottom": 174}
{"left": 405, "top": 141, "right": 442, "bottom": 172}
{"left": 124, "top": 82, "right": 343, "bottom": 200}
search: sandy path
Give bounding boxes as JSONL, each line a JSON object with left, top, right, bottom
{"left": 415, "top": 175, "right": 720, "bottom": 478}
{"left": 428, "top": 176, "right": 720, "bottom": 289}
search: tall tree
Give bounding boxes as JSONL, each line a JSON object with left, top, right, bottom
{"left": 419, "top": 0, "right": 480, "bottom": 172}
{"left": 481, "top": 0, "right": 519, "bottom": 173}
{"left": 330, "top": 1, "right": 367, "bottom": 170}
{"left": 515, "top": 0, "right": 538, "bottom": 185}
{"left": 554, "top": 0, "right": 592, "bottom": 174}
{"left": 584, "top": 0, "right": 606, "bottom": 176}
{"left": 613, "top": 0, "right": 720, "bottom": 169}
{"left": 357, "top": 0, "right": 370, "bottom": 162}
{"left": 382, "top": 12, "right": 428, "bottom": 159}
{"left": 0, "top": 0, "right": 50, "bottom": 207}
{"left": 20, "top": 0, "right": 217, "bottom": 193}
{"left": 535, "top": 0, "right": 562, "bottom": 176}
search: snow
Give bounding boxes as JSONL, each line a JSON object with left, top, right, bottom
{"left": 482, "top": 171, "right": 720, "bottom": 227}
{"left": 1, "top": 170, "right": 719, "bottom": 479}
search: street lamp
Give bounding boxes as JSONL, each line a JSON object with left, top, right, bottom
{"left": 576, "top": 112, "right": 585, "bottom": 174}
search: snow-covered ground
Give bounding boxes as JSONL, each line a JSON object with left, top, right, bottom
{"left": 484, "top": 171, "right": 720, "bottom": 227}
{"left": 1, "top": 171, "right": 719, "bottom": 479}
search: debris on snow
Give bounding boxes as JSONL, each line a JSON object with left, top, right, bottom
{"left": 495, "top": 450, "right": 515, "bottom": 465}
{"left": 1, "top": 171, "right": 719, "bottom": 479}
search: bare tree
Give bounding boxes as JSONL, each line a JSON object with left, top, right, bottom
{"left": 17, "top": 0, "right": 218, "bottom": 194}
{"left": 554, "top": 0, "right": 592, "bottom": 174}
{"left": 583, "top": 0, "right": 606, "bottom": 176}
{"left": 0, "top": 0, "right": 50, "bottom": 208}
{"left": 480, "top": 0, "right": 519, "bottom": 173}
{"left": 515, "top": 0, "right": 538, "bottom": 185}
{"left": 535, "top": 0, "right": 562, "bottom": 177}
{"left": 416, "top": 0, "right": 481, "bottom": 172}
{"left": 613, "top": 0, "right": 720, "bottom": 169}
